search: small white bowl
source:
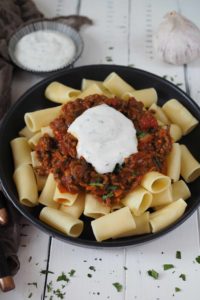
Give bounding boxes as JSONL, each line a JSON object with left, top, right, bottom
{"left": 8, "top": 20, "right": 84, "bottom": 73}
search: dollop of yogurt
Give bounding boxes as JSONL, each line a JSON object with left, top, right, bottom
{"left": 68, "top": 104, "right": 138, "bottom": 174}
{"left": 14, "top": 30, "right": 75, "bottom": 71}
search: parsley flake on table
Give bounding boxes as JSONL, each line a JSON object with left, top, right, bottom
{"left": 53, "top": 288, "right": 66, "bottom": 299}
{"left": 147, "top": 269, "right": 159, "bottom": 279}
{"left": 179, "top": 273, "right": 186, "bottom": 281}
{"left": 112, "top": 282, "right": 123, "bottom": 292}
{"left": 175, "top": 287, "right": 181, "bottom": 292}
{"left": 28, "top": 292, "right": 33, "bottom": 298}
{"left": 68, "top": 269, "right": 76, "bottom": 277}
{"left": 176, "top": 251, "right": 181, "bottom": 259}
{"left": 47, "top": 281, "right": 53, "bottom": 293}
{"left": 163, "top": 264, "right": 175, "bottom": 270}
{"left": 195, "top": 256, "right": 200, "bottom": 263}
{"left": 57, "top": 272, "right": 69, "bottom": 282}
{"left": 27, "top": 282, "right": 37, "bottom": 288}
{"left": 40, "top": 270, "right": 54, "bottom": 275}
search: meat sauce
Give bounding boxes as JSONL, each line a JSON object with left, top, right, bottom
{"left": 35, "top": 94, "right": 172, "bottom": 205}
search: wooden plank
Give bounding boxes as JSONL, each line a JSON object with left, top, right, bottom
{"left": 76, "top": 0, "right": 130, "bottom": 66}
{"left": 125, "top": 1, "right": 200, "bottom": 300}
{"left": 3, "top": 221, "right": 49, "bottom": 300}
{"left": 44, "top": 239, "right": 126, "bottom": 300}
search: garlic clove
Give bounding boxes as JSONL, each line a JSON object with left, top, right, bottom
{"left": 153, "top": 11, "right": 200, "bottom": 65}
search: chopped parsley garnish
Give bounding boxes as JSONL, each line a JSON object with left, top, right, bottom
{"left": 47, "top": 281, "right": 53, "bottom": 293}
{"left": 40, "top": 270, "right": 54, "bottom": 275}
{"left": 53, "top": 289, "right": 66, "bottom": 299}
{"left": 68, "top": 269, "right": 76, "bottom": 277}
{"left": 176, "top": 251, "right": 181, "bottom": 259}
{"left": 195, "top": 256, "right": 200, "bottom": 264}
{"left": 179, "top": 274, "right": 186, "bottom": 281}
{"left": 137, "top": 131, "right": 148, "bottom": 138}
{"left": 87, "top": 273, "right": 92, "bottom": 278}
{"left": 123, "top": 266, "right": 128, "bottom": 270}
{"left": 114, "top": 163, "right": 122, "bottom": 173}
{"left": 112, "top": 282, "right": 123, "bottom": 292}
{"left": 107, "top": 185, "right": 118, "bottom": 191}
{"left": 27, "top": 282, "right": 37, "bottom": 288}
{"left": 57, "top": 272, "right": 69, "bottom": 282}
{"left": 147, "top": 269, "right": 159, "bottom": 279}
{"left": 175, "top": 287, "right": 181, "bottom": 292}
{"left": 89, "top": 182, "right": 104, "bottom": 187}
{"left": 28, "top": 293, "right": 33, "bottom": 298}
{"left": 163, "top": 264, "right": 174, "bottom": 270}
{"left": 102, "top": 191, "right": 114, "bottom": 201}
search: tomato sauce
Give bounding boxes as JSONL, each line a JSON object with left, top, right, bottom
{"left": 35, "top": 95, "right": 172, "bottom": 205}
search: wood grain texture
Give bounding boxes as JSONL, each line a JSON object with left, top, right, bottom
{"left": 3, "top": 1, "right": 200, "bottom": 300}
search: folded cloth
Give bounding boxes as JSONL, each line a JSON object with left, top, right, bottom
{"left": 0, "top": 192, "right": 21, "bottom": 276}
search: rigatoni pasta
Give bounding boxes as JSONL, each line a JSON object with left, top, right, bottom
{"left": 122, "top": 88, "right": 157, "bottom": 107}
{"left": 45, "top": 81, "right": 81, "bottom": 104}
{"left": 122, "top": 187, "right": 152, "bottom": 216}
{"left": 13, "top": 164, "right": 38, "bottom": 207}
{"left": 166, "top": 143, "right": 181, "bottom": 182}
{"left": 162, "top": 99, "right": 199, "bottom": 135}
{"left": 39, "top": 207, "right": 83, "bottom": 237}
{"left": 91, "top": 207, "right": 136, "bottom": 242}
{"left": 180, "top": 145, "right": 200, "bottom": 182}
{"left": 150, "top": 199, "right": 187, "bottom": 233}
{"left": 140, "top": 171, "right": 171, "bottom": 194}
{"left": 10, "top": 72, "right": 200, "bottom": 242}
{"left": 10, "top": 137, "right": 31, "bottom": 169}
{"left": 25, "top": 105, "right": 61, "bottom": 132}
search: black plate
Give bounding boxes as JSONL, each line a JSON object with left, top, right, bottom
{"left": 0, "top": 64, "right": 200, "bottom": 248}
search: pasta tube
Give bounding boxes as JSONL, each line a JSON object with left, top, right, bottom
{"left": 172, "top": 180, "right": 191, "bottom": 201}
{"left": 150, "top": 199, "right": 187, "bottom": 233}
{"left": 25, "top": 105, "right": 61, "bottom": 132}
{"left": 91, "top": 207, "right": 136, "bottom": 242}
{"left": 169, "top": 124, "right": 182, "bottom": 142}
{"left": 78, "top": 83, "right": 104, "bottom": 98}
{"left": 35, "top": 173, "right": 47, "bottom": 192}
{"left": 45, "top": 82, "right": 81, "bottom": 104}
{"left": 180, "top": 145, "right": 200, "bottom": 182}
{"left": 151, "top": 186, "right": 173, "bottom": 207}
{"left": 10, "top": 137, "right": 31, "bottom": 169}
{"left": 149, "top": 103, "right": 170, "bottom": 124}
{"left": 83, "top": 193, "right": 110, "bottom": 218}
{"left": 103, "top": 72, "right": 135, "bottom": 97}
{"left": 38, "top": 173, "right": 58, "bottom": 208}
{"left": 60, "top": 193, "right": 85, "bottom": 219}
{"left": 28, "top": 132, "right": 43, "bottom": 149}
{"left": 122, "top": 88, "right": 157, "bottom": 107}
{"left": 13, "top": 164, "right": 38, "bottom": 207}
{"left": 53, "top": 186, "right": 78, "bottom": 206}
{"left": 162, "top": 99, "right": 198, "bottom": 135}
{"left": 116, "top": 212, "right": 151, "bottom": 237}
{"left": 166, "top": 143, "right": 181, "bottom": 182}
{"left": 122, "top": 187, "right": 152, "bottom": 216}
{"left": 19, "top": 126, "right": 35, "bottom": 139}
{"left": 140, "top": 171, "right": 171, "bottom": 194}
{"left": 39, "top": 207, "right": 84, "bottom": 237}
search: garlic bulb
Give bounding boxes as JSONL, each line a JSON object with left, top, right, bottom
{"left": 153, "top": 11, "right": 200, "bottom": 65}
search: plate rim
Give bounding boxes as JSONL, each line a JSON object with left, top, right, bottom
{"left": 0, "top": 64, "right": 200, "bottom": 248}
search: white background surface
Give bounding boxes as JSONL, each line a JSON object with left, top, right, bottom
{"left": 2, "top": 0, "right": 200, "bottom": 299}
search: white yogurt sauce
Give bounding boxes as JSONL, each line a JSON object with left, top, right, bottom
{"left": 14, "top": 30, "right": 76, "bottom": 71}
{"left": 68, "top": 104, "right": 138, "bottom": 174}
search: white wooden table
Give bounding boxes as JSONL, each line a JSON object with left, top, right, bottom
{"left": 3, "top": 0, "right": 200, "bottom": 299}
